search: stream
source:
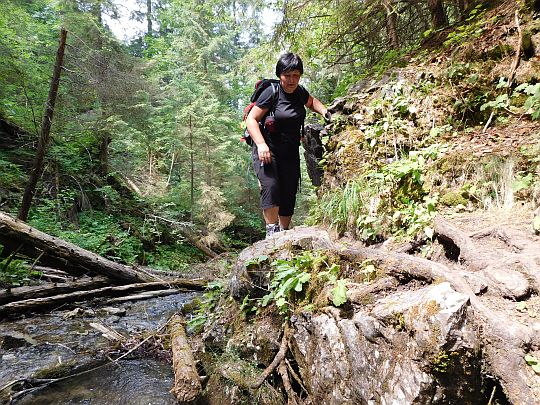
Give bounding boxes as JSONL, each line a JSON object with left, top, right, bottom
{"left": 0, "top": 291, "right": 199, "bottom": 404}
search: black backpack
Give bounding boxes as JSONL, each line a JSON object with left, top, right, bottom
{"left": 240, "top": 79, "right": 280, "bottom": 146}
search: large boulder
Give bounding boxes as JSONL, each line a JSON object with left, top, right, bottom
{"left": 291, "top": 282, "right": 482, "bottom": 404}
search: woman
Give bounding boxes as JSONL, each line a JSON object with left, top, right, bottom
{"left": 246, "top": 53, "right": 330, "bottom": 238}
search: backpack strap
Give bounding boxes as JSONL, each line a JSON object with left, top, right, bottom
{"left": 267, "top": 82, "right": 279, "bottom": 116}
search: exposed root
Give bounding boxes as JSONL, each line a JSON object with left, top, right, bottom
{"left": 251, "top": 325, "right": 291, "bottom": 389}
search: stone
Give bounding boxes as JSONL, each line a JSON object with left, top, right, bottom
{"left": 229, "top": 227, "right": 334, "bottom": 299}
{"left": 290, "top": 282, "right": 481, "bottom": 404}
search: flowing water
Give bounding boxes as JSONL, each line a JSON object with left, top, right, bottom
{"left": 0, "top": 291, "right": 199, "bottom": 404}
{"left": 15, "top": 359, "right": 177, "bottom": 405}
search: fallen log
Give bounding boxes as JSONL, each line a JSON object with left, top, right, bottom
{"left": 0, "top": 279, "right": 206, "bottom": 317}
{"left": 0, "top": 212, "right": 156, "bottom": 283}
{"left": 169, "top": 314, "right": 202, "bottom": 402}
{"left": 0, "top": 276, "right": 110, "bottom": 305}
{"left": 108, "top": 289, "right": 182, "bottom": 303}
{"left": 148, "top": 215, "right": 218, "bottom": 259}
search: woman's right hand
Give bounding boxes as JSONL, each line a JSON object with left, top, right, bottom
{"left": 257, "top": 142, "right": 272, "bottom": 165}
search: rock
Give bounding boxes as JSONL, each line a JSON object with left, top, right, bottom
{"left": 290, "top": 283, "right": 482, "bottom": 404}
{"left": 481, "top": 265, "right": 531, "bottom": 299}
{"left": 229, "top": 226, "right": 334, "bottom": 300}
{"left": 96, "top": 306, "right": 126, "bottom": 317}
{"left": 302, "top": 124, "right": 325, "bottom": 187}
{"left": 1, "top": 331, "right": 37, "bottom": 349}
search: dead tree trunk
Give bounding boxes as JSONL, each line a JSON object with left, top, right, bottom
{"left": 18, "top": 28, "right": 67, "bottom": 221}
{"left": 0, "top": 212, "right": 156, "bottom": 283}
{"left": 0, "top": 280, "right": 205, "bottom": 317}
{"left": 0, "top": 276, "right": 109, "bottom": 305}
{"left": 169, "top": 314, "right": 202, "bottom": 402}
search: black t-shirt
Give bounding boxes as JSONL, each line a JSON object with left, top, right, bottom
{"left": 256, "top": 83, "right": 309, "bottom": 153}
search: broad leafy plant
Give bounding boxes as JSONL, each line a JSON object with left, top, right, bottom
{"left": 260, "top": 251, "right": 348, "bottom": 314}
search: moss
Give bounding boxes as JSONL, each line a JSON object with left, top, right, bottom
{"left": 33, "top": 360, "right": 78, "bottom": 379}
{"left": 440, "top": 190, "right": 469, "bottom": 206}
{"left": 430, "top": 350, "right": 459, "bottom": 374}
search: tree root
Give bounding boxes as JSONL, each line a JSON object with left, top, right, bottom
{"left": 251, "top": 325, "right": 291, "bottom": 389}
{"left": 337, "top": 242, "right": 540, "bottom": 404}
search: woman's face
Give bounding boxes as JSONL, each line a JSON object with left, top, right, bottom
{"left": 279, "top": 69, "right": 302, "bottom": 93}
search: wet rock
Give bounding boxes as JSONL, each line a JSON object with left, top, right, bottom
{"left": 96, "top": 306, "right": 126, "bottom": 317}
{"left": 0, "top": 331, "right": 37, "bottom": 349}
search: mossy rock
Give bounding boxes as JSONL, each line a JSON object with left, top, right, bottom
{"left": 440, "top": 190, "right": 469, "bottom": 207}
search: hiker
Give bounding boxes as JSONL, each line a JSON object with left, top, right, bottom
{"left": 246, "top": 52, "right": 331, "bottom": 238}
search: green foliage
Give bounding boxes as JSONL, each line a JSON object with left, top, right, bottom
{"left": 0, "top": 155, "right": 26, "bottom": 190}
{"left": 261, "top": 255, "right": 312, "bottom": 314}
{"left": 0, "top": 245, "right": 41, "bottom": 287}
{"left": 443, "top": 5, "right": 492, "bottom": 48}
{"left": 186, "top": 280, "right": 224, "bottom": 333}
{"left": 318, "top": 145, "right": 442, "bottom": 241}
{"left": 524, "top": 354, "right": 540, "bottom": 374}
{"left": 431, "top": 351, "right": 458, "bottom": 374}
{"left": 260, "top": 251, "right": 348, "bottom": 314}
{"left": 317, "top": 262, "right": 348, "bottom": 306}
{"left": 514, "top": 83, "right": 540, "bottom": 120}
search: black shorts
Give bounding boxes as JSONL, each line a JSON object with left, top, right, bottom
{"left": 252, "top": 145, "right": 300, "bottom": 217}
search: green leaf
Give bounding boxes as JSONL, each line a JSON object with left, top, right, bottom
{"left": 275, "top": 297, "right": 287, "bottom": 308}
{"left": 525, "top": 354, "right": 538, "bottom": 365}
{"left": 261, "top": 293, "right": 273, "bottom": 307}
{"left": 331, "top": 279, "right": 348, "bottom": 307}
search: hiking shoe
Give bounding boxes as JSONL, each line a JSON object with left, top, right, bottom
{"left": 265, "top": 223, "right": 280, "bottom": 239}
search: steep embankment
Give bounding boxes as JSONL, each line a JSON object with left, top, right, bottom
{"left": 192, "top": 1, "right": 540, "bottom": 404}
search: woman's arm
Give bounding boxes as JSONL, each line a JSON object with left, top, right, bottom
{"left": 246, "top": 105, "right": 273, "bottom": 164}
{"left": 306, "top": 95, "right": 328, "bottom": 116}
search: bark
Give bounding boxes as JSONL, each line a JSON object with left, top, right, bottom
{"left": 0, "top": 276, "right": 110, "bottom": 305}
{"left": 146, "top": 0, "right": 153, "bottom": 35}
{"left": 457, "top": 0, "right": 470, "bottom": 20}
{"left": 0, "top": 211, "right": 156, "bottom": 283}
{"left": 427, "top": 0, "right": 448, "bottom": 29}
{"left": 169, "top": 314, "right": 202, "bottom": 402}
{"left": 108, "top": 289, "right": 183, "bottom": 303}
{"left": 0, "top": 280, "right": 205, "bottom": 317}
{"left": 18, "top": 28, "right": 67, "bottom": 221}
{"left": 189, "top": 114, "right": 194, "bottom": 223}
{"left": 383, "top": 0, "right": 400, "bottom": 49}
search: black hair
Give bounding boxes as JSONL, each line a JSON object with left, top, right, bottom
{"left": 275, "top": 53, "right": 304, "bottom": 77}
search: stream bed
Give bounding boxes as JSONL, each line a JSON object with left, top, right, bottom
{"left": 0, "top": 291, "right": 199, "bottom": 404}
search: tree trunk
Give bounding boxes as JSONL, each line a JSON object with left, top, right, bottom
{"left": 166, "top": 151, "right": 175, "bottom": 187}
{"left": 0, "top": 280, "right": 206, "bottom": 317}
{"left": 383, "top": 0, "right": 400, "bottom": 49}
{"left": 458, "top": 0, "right": 470, "bottom": 20}
{"left": 0, "top": 212, "right": 156, "bottom": 283}
{"left": 0, "top": 276, "right": 110, "bottom": 305}
{"left": 99, "top": 130, "right": 109, "bottom": 176}
{"left": 169, "top": 314, "right": 202, "bottom": 402}
{"left": 189, "top": 114, "right": 194, "bottom": 223}
{"left": 427, "top": 0, "right": 448, "bottom": 29}
{"left": 18, "top": 28, "right": 67, "bottom": 222}
{"left": 147, "top": 0, "right": 153, "bottom": 35}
